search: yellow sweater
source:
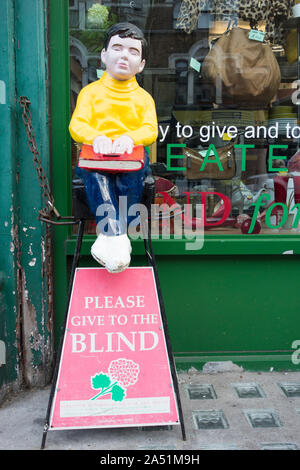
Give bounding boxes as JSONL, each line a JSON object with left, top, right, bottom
{"left": 69, "top": 71, "right": 158, "bottom": 146}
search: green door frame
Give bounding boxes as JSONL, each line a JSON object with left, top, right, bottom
{"left": 49, "top": 0, "right": 73, "bottom": 343}
{"left": 1, "top": 0, "right": 53, "bottom": 401}
{"left": 49, "top": 0, "right": 300, "bottom": 371}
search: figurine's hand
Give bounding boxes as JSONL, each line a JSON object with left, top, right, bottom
{"left": 112, "top": 135, "right": 134, "bottom": 154}
{"left": 93, "top": 135, "right": 113, "bottom": 154}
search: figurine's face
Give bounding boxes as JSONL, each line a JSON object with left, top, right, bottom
{"left": 101, "top": 34, "right": 145, "bottom": 81}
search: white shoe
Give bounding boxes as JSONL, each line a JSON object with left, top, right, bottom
{"left": 91, "top": 233, "right": 132, "bottom": 273}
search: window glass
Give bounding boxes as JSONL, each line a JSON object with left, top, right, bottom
{"left": 69, "top": 0, "right": 300, "bottom": 236}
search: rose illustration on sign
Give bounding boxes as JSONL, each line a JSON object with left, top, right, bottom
{"left": 90, "top": 358, "right": 140, "bottom": 402}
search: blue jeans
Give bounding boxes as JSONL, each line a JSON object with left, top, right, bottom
{"left": 75, "top": 151, "right": 150, "bottom": 236}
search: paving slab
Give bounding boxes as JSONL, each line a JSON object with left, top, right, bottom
{"left": 0, "top": 370, "right": 300, "bottom": 451}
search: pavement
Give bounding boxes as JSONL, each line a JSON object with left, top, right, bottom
{"left": 1, "top": 366, "right": 300, "bottom": 452}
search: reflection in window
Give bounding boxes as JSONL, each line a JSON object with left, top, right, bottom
{"left": 69, "top": 0, "right": 300, "bottom": 235}
{"left": 175, "top": 59, "right": 188, "bottom": 105}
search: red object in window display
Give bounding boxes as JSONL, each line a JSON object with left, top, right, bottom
{"left": 288, "top": 148, "right": 300, "bottom": 204}
{"left": 241, "top": 218, "right": 261, "bottom": 235}
{"left": 273, "top": 173, "right": 289, "bottom": 204}
{"left": 292, "top": 175, "right": 300, "bottom": 204}
{"left": 158, "top": 190, "right": 232, "bottom": 228}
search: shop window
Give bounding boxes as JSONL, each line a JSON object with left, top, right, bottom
{"left": 69, "top": 0, "right": 300, "bottom": 237}
{"left": 175, "top": 59, "right": 188, "bottom": 104}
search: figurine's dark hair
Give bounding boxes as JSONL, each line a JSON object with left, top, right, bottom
{"left": 103, "top": 22, "right": 147, "bottom": 60}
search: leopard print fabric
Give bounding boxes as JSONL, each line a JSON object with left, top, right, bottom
{"left": 239, "top": 0, "right": 293, "bottom": 45}
{"left": 266, "top": 0, "right": 294, "bottom": 47}
{"left": 238, "top": 0, "right": 267, "bottom": 25}
{"left": 175, "top": 0, "right": 205, "bottom": 34}
{"left": 176, "top": 0, "right": 239, "bottom": 34}
{"left": 215, "top": 0, "right": 240, "bottom": 22}
{"left": 176, "top": 0, "right": 293, "bottom": 46}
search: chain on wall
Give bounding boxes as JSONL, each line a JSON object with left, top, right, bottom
{"left": 19, "top": 96, "right": 57, "bottom": 331}
{"left": 19, "top": 96, "right": 59, "bottom": 220}
{"left": 19, "top": 96, "right": 81, "bottom": 333}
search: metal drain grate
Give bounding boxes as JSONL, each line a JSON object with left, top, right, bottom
{"left": 232, "top": 383, "right": 266, "bottom": 399}
{"left": 186, "top": 384, "right": 217, "bottom": 400}
{"left": 193, "top": 410, "right": 229, "bottom": 430}
{"left": 260, "top": 443, "right": 299, "bottom": 450}
{"left": 243, "top": 409, "right": 282, "bottom": 428}
{"left": 278, "top": 383, "right": 300, "bottom": 398}
{"left": 198, "top": 444, "right": 239, "bottom": 450}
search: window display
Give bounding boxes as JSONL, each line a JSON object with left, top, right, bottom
{"left": 69, "top": 0, "right": 300, "bottom": 236}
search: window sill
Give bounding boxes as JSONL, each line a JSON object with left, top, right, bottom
{"left": 65, "top": 233, "right": 300, "bottom": 256}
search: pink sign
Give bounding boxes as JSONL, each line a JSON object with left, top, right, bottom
{"left": 49, "top": 267, "right": 179, "bottom": 430}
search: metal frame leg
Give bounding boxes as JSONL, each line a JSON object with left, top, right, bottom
{"left": 41, "top": 219, "right": 85, "bottom": 449}
{"left": 142, "top": 180, "right": 186, "bottom": 441}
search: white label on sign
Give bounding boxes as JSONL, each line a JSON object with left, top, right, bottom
{"left": 60, "top": 396, "right": 170, "bottom": 417}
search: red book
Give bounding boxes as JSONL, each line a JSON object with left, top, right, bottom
{"left": 78, "top": 144, "right": 145, "bottom": 172}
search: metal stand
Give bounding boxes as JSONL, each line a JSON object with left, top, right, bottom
{"left": 41, "top": 176, "right": 186, "bottom": 449}
{"left": 41, "top": 219, "right": 85, "bottom": 449}
{"left": 142, "top": 177, "right": 186, "bottom": 441}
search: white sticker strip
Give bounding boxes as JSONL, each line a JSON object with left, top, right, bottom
{"left": 0, "top": 81, "right": 6, "bottom": 105}
{"left": 0, "top": 340, "right": 5, "bottom": 365}
{"left": 60, "top": 396, "right": 170, "bottom": 418}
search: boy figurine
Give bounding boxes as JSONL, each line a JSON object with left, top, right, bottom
{"left": 69, "top": 23, "right": 158, "bottom": 273}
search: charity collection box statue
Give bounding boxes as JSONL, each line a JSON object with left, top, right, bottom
{"left": 69, "top": 22, "right": 158, "bottom": 273}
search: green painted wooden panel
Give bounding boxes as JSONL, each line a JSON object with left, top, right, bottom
{"left": 0, "top": 0, "right": 20, "bottom": 393}
{"left": 155, "top": 255, "right": 299, "bottom": 352}
{"left": 1, "top": 0, "right": 53, "bottom": 398}
{"left": 49, "top": 0, "right": 72, "bottom": 346}
{"left": 14, "top": 0, "right": 53, "bottom": 385}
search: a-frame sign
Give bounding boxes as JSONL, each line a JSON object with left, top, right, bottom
{"left": 41, "top": 177, "right": 186, "bottom": 447}
{"left": 46, "top": 267, "right": 181, "bottom": 433}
